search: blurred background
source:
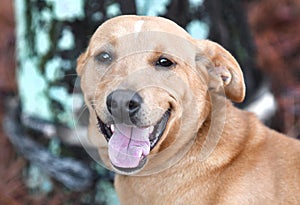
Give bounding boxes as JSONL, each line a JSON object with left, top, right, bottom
{"left": 0, "top": 0, "right": 299, "bottom": 204}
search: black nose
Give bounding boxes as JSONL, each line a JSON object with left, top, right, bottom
{"left": 106, "top": 89, "right": 143, "bottom": 124}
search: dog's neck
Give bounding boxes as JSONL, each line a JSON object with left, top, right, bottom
{"left": 183, "top": 96, "right": 253, "bottom": 174}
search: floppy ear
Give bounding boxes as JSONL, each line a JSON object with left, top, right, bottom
{"left": 76, "top": 52, "right": 87, "bottom": 76}
{"left": 196, "top": 40, "right": 245, "bottom": 103}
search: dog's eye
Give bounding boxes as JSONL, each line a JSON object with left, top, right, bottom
{"left": 156, "top": 57, "right": 174, "bottom": 68}
{"left": 95, "top": 52, "right": 112, "bottom": 64}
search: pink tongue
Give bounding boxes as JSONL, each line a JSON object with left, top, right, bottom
{"left": 108, "top": 124, "right": 151, "bottom": 168}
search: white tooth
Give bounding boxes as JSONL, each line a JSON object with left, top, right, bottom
{"left": 149, "top": 126, "right": 154, "bottom": 134}
{"left": 110, "top": 124, "right": 115, "bottom": 132}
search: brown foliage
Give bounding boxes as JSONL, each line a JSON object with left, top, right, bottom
{"left": 0, "top": 0, "right": 16, "bottom": 92}
{"left": 247, "top": 0, "right": 300, "bottom": 138}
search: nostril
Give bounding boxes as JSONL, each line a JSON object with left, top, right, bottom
{"left": 128, "top": 101, "right": 138, "bottom": 110}
{"left": 127, "top": 98, "right": 141, "bottom": 116}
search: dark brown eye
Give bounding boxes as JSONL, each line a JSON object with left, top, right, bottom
{"left": 156, "top": 57, "right": 174, "bottom": 68}
{"left": 95, "top": 52, "right": 112, "bottom": 64}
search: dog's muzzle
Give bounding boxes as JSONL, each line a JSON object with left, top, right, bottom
{"left": 95, "top": 89, "right": 170, "bottom": 173}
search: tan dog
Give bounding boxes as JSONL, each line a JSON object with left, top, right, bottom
{"left": 77, "top": 15, "right": 300, "bottom": 204}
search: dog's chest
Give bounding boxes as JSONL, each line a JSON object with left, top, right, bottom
{"left": 115, "top": 174, "right": 177, "bottom": 204}
{"left": 114, "top": 169, "right": 219, "bottom": 205}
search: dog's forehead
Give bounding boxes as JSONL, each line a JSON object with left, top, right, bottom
{"left": 89, "top": 16, "right": 196, "bottom": 58}
{"left": 97, "top": 15, "right": 189, "bottom": 37}
{"left": 91, "top": 16, "right": 189, "bottom": 43}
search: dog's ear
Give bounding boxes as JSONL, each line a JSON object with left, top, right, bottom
{"left": 76, "top": 52, "right": 87, "bottom": 76}
{"left": 196, "top": 40, "right": 245, "bottom": 103}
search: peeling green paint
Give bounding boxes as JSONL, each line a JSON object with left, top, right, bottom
{"left": 136, "top": 0, "right": 170, "bottom": 16}
{"left": 49, "top": 86, "right": 74, "bottom": 126}
{"left": 41, "top": 8, "right": 53, "bottom": 23}
{"left": 34, "top": 8, "right": 52, "bottom": 55}
{"left": 36, "top": 29, "right": 51, "bottom": 55}
{"left": 46, "top": 0, "right": 85, "bottom": 21}
{"left": 25, "top": 164, "right": 53, "bottom": 194}
{"left": 92, "top": 12, "right": 103, "bottom": 22}
{"left": 15, "top": 0, "right": 80, "bottom": 127}
{"left": 14, "top": 0, "right": 30, "bottom": 61}
{"left": 48, "top": 138, "right": 61, "bottom": 156}
{"left": 15, "top": 0, "right": 53, "bottom": 121}
{"left": 186, "top": 20, "right": 209, "bottom": 39}
{"left": 58, "top": 28, "right": 75, "bottom": 50}
{"left": 18, "top": 58, "right": 53, "bottom": 120}
{"left": 106, "top": 3, "right": 121, "bottom": 18}
{"left": 61, "top": 59, "right": 72, "bottom": 71}
{"left": 45, "top": 57, "right": 64, "bottom": 81}
{"left": 189, "top": 0, "right": 204, "bottom": 7}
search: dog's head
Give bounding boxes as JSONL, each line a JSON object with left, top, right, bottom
{"left": 77, "top": 15, "right": 245, "bottom": 175}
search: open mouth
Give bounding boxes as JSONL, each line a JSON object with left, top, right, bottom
{"left": 96, "top": 109, "right": 170, "bottom": 172}
{"left": 97, "top": 109, "right": 170, "bottom": 150}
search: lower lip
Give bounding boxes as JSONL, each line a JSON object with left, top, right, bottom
{"left": 112, "top": 156, "right": 147, "bottom": 174}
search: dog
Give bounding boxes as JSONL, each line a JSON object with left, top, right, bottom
{"left": 76, "top": 15, "right": 300, "bottom": 204}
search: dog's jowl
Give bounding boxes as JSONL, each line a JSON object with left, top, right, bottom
{"left": 77, "top": 15, "right": 300, "bottom": 205}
